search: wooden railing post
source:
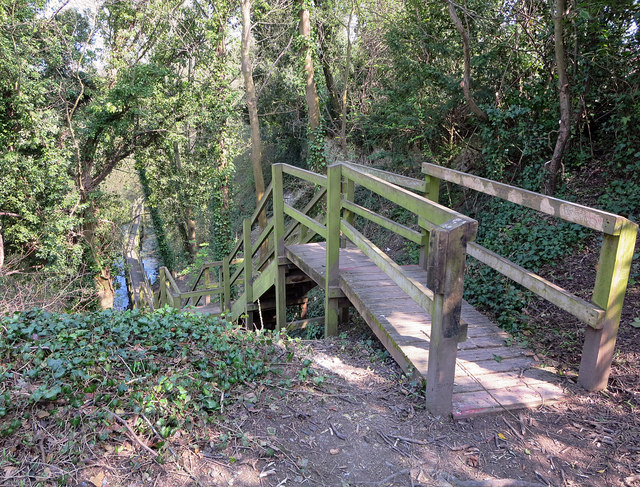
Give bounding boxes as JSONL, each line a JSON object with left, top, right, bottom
{"left": 243, "top": 218, "right": 254, "bottom": 326}
{"left": 223, "top": 257, "right": 231, "bottom": 312}
{"left": 272, "top": 164, "right": 287, "bottom": 331}
{"left": 579, "top": 222, "right": 638, "bottom": 390}
{"left": 204, "top": 266, "right": 211, "bottom": 305}
{"left": 324, "top": 164, "right": 342, "bottom": 337}
{"left": 425, "top": 218, "right": 476, "bottom": 416}
{"left": 419, "top": 175, "right": 440, "bottom": 269}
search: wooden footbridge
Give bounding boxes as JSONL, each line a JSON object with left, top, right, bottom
{"left": 156, "top": 162, "right": 637, "bottom": 418}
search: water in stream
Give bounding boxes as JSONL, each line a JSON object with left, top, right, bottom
{"left": 114, "top": 214, "right": 160, "bottom": 310}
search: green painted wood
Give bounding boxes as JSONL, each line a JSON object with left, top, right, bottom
{"left": 342, "top": 162, "right": 426, "bottom": 192}
{"left": 272, "top": 164, "right": 287, "bottom": 331}
{"left": 579, "top": 221, "right": 638, "bottom": 390}
{"left": 282, "top": 164, "right": 328, "bottom": 187}
{"left": 228, "top": 238, "right": 242, "bottom": 263}
{"left": 179, "top": 289, "right": 222, "bottom": 300}
{"left": 421, "top": 162, "right": 626, "bottom": 235}
{"left": 467, "top": 241, "right": 605, "bottom": 328}
{"left": 250, "top": 182, "right": 273, "bottom": 226}
{"left": 342, "top": 164, "right": 470, "bottom": 227}
{"left": 252, "top": 260, "right": 277, "bottom": 300}
{"left": 251, "top": 220, "right": 274, "bottom": 259}
{"left": 255, "top": 248, "right": 275, "bottom": 274}
{"left": 324, "top": 164, "right": 342, "bottom": 336}
{"left": 243, "top": 219, "right": 253, "bottom": 305}
{"left": 229, "top": 262, "right": 244, "bottom": 287}
{"left": 284, "top": 188, "right": 327, "bottom": 241}
{"left": 420, "top": 175, "right": 440, "bottom": 268}
{"left": 340, "top": 220, "right": 435, "bottom": 311}
{"left": 223, "top": 256, "right": 231, "bottom": 311}
{"left": 283, "top": 203, "right": 327, "bottom": 239}
{"left": 341, "top": 199, "right": 422, "bottom": 244}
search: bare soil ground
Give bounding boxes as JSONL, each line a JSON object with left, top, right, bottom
{"left": 64, "top": 307, "right": 638, "bottom": 487}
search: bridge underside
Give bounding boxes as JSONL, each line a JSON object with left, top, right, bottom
{"left": 284, "top": 242, "right": 565, "bottom": 419}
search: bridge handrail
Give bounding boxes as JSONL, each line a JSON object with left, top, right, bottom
{"left": 422, "top": 162, "right": 638, "bottom": 391}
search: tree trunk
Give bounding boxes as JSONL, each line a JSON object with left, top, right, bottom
{"left": 172, "top": 142, "right": 198, "bottom": 260}
{"left": 241, "top": 0, "right": 267, "bottom": 231}
{"left": 317, "top": 22, "right": 341, "bottom": 125}
{"left": 544, "top": 0, "right": 571, "bottom": 196}
{"left": 0, "top": 227, "right": 4, "bottom": 272}
{"left": 340, "top": 3, "right": 354, "bottom": 153}
{"left": 299, "top": 3, "right": 322, "bottom": 167}
{"left": 447, "top": 1, "right": 489, "bottom": 122}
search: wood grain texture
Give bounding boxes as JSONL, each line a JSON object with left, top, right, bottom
{"left": 285, "top": 241, "right": 565, "bottom": 418}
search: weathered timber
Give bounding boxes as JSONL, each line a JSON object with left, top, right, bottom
{"left": 281, "top": 163, "right": 328, "bottom": 187}
{"left": 272, "top": 164, "right": 287, "bottom": 331}
{"left": 342, "top": 162, "right": 426, "bottom": 192}
{"left": 250, "top": 182, "right": 273, "bottom": 226}
{"left": 579, "top": 221, "right": 638, "bottom": 390}
{"left": 341, "top": 199, "right": 422, "bottom": 244}
{"left": 342, "top": 163, "right": 470, "bottom": 227}
{"left": 251, "top": 220, "right": 274, "bottom": 258}
{"left": 467, "top": 242, "right": 605, "bottom": 328}
{"left": 284, "top": 188, "right": 327, "bottom": 241}
{"left": 425, "top": 218, "right": 476, "bottom": 416}
{"left": 284, "top": 203, "right": 327, "bottom": 239}
{"left": 340, "top": 220, "right": 435, "bottom": 311}
{"left": 422, "top": 162, "right": 626, "bottom": 235}
{"left": 243, "top": 219, "right": 253, "bottom": 305}
{"left": 419, "top": 174, "right": 441, "bottom": 268}
{"left": 324, "top": 164, "right": 342, "bottom": 336}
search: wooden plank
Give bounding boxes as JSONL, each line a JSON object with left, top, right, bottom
{"left": 229, "top": 262, "right": 244, "bottom": 287}
{"left": 284, "top": 188, "right": 327, "bottom": 241}
{"left": 228, "top": 237, "right": 242, "bottom": 263}
{"left": 285, "top": 316, "right": 325, "bottom": 331}
{"left": 341, "top": 220, "right": 435, "bottom": 311}
{"left": 178, "top": 288, "right": 222, "bottom": 300}
{"left": 467, "top": 242, "right": 605, "bottom": 328}
{"left": 579, "top": 221, "right": 638, "bottom": 390}
{"left": 250, "top": 182, "right": 273, "bottom": 226}
{"left": 284, "top": 203, "right": 327, "bottom": 239}
{"left": 342, "top": 162, "right": 426, "bottom": 192}
{"left": 281, "top": 163, "right": 328, "bottom": 187}
{"left": 422, "top": 162, "right": 627, "bottom": 235}
{"left": 223, "top": 257, "right": 231, "bottom": 311}
{"left": 252, "top": 260, "right": 277, "bottom": 299}
{"left": 251, "top": 220, "right": 274, "bottom": 258}
{"left": 341, "top": 199, "right": 422, "bottom": 244}
{"left": 342, "top": 163, "right": 472, "bottom": 227}
{"left": 452, "top": 383, "right": 563, "bottom": 419}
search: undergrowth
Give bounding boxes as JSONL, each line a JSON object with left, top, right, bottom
{"left": 0, "top": 308, "right": 313, "bottom": 484}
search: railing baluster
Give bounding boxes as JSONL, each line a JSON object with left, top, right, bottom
{"left": 324, "top": 164, "right": 342, "bottom": 337}
{"left": 272, "top": 164, "right": 287, "bottom": 331}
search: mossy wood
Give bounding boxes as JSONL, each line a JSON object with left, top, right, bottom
{"left": 422, "top": 162, "right": 638, "bottom": 390}
{"left": 156, "top": 161, "right": 636, "bottom": 414}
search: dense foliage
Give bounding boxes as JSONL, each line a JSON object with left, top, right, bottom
{"left": 1, "top": 0, "right": 638, "bottom": 314}
{"left": 0, "top": 308, "right": 312, "bottom": 477}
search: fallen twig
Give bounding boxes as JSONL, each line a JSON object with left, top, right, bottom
{"left": 438, "top": 473, "right": 543, "bottom": 487}
{"left": 108, "top": 411, "right": 158, "bottom": 458}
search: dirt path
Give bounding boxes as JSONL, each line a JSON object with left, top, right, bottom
{"left": 77, "top": 330, "right": 639, "bottom": 487}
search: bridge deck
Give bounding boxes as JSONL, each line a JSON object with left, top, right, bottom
{"left": 286, "top": 242, "right": 565, "bottom": 418}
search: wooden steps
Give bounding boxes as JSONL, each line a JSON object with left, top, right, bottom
{"left": 286, "top": 242, "right": 565, "bottom": 419}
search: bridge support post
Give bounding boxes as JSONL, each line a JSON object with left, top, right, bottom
{"left": 272, "top": 164, "right": 287, "bottom": 331}
{"left": 324, "top": 164, "right": 342, "bottom": 336}
{"left": 223, "top": 256, "right": 231, "bottom": 312}
{"left": 425, "top": 218, "right": 476, "bottom": 416}
{"left": 579, "top": 222, "right": 637, "bottom": 391}
{"left": 243, "top": 218, "right": 254, "bottom": 328}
